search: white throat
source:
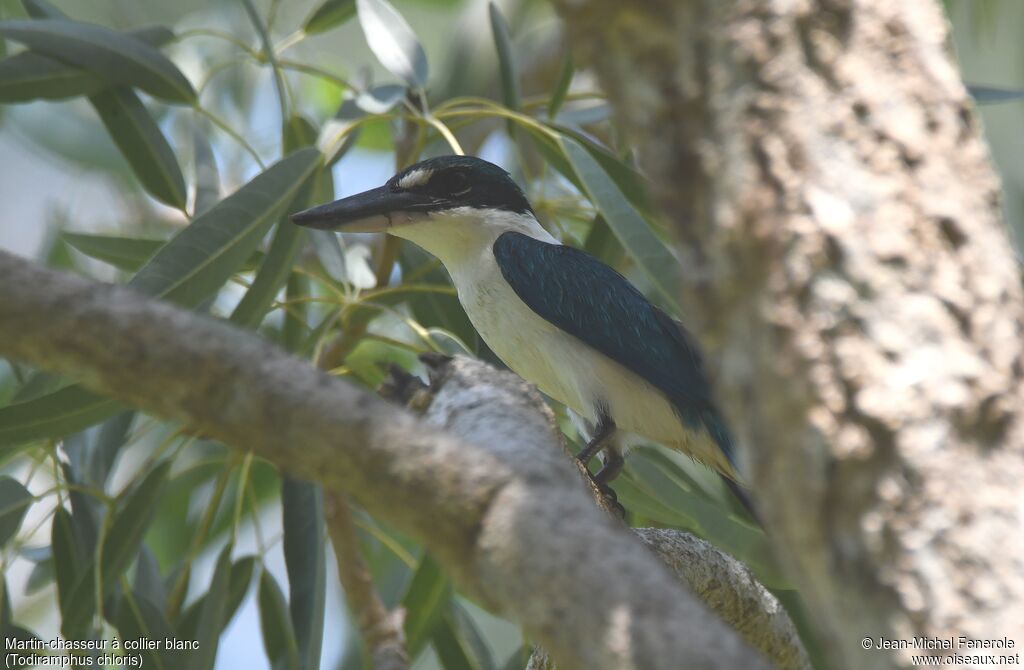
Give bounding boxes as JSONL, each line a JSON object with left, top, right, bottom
{"left": 388, "top": 207, "right": 558, "bottom": 268}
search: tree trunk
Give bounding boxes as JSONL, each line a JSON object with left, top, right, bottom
{"left": 554, "top": 1, "right": 1024, "bottom": 668}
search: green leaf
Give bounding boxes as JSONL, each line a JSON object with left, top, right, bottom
{"left": 0, "top": 19, "right": 195, "bottom": 103}
{"left": 91, "top": 86, "right": 187, "bottom": 209}
{"left": 193, "top": 545, "right": 233, "bottom": 670}
{"left": 259, "top": 570, "right": 300, "bottom": 670}
{"left": 0, "top": 477, "right": 32, "bottom": 545}
{"left": 356, "top": 0, "right": 427, "bottom": 88}
{"left": 433, "top": 617, "right": 476, "bottom": 670}
{"left": 0, "top": 386, "right": 123, "bottom": 448}
{"left": 488, "top": 2, "right": 518, "bottom": 112}
{"left": 51, "top": 506, "right": 84, "bottom": 622}
{"left": 231, "top": 115, "right": 320, "bottom": 327}
{"left": 0, "top": 26, "right": 174, "bottom": 103}
{"left": 304, "top": 0, "right": 356, "bottom": 34}
{"left": 61, "top": 232, "right": 163, "bottom": 271}
{"left": 560, "top": 137, "right": 681, "bottom": 310}
{"left": 114, "top": 590, "right": 178, "bottom": 670}
{"left": 282, "top": 478, "right": 325, "bottom": 670}
{"left": 433, "top": 602, "right": 494, "bottom": 670}
{"left": 550, "top": 124, "right": 653, "bottom": 219}
{"left": 583, "top": 214, "right": 625, "bottom": 266}
{"left": 102, "top": 461, "right": 171, "bottom": 586}
{"left": 548, "top": 50, "right": 573, "bottom": 119}
{"left": 133, "top": 544, "right": 166, "bottom": 610}
{"left": 177, "top": 555, "right": 255, "bottom": 639}
{"left": 132, "top": 147, "right": 321, "bottom": 305}
{"left": 402, "top": 554, "right": 449, "bottom": 659}
{"left": 62, "top": 232, "right": 265, "bottom": 274}
{"left": 193, "top": 121, "right": 221, "bottom": 215}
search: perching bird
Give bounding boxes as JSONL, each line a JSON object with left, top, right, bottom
{"left": 292, "top": 155, "right": 745, "bottom": 507}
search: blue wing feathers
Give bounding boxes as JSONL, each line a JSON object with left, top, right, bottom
{"left": 492, "top": 232, "right": 735, "bottom": 466}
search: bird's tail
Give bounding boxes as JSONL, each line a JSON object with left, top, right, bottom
{"left": 701, "top": 408, "right": 760, "bottom": 522}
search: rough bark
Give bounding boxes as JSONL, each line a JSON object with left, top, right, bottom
{"left": 0, "top": 249, "right": 771, "bottom": 670}
{"left": 553, "top": 0, "right": 1024, "bottom": 668}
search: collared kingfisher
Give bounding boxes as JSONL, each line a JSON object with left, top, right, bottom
{"left": 292, "top": 155, "right": 747, "bottom": 509}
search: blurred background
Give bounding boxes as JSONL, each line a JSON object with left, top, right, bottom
{"left": 0, "top": 0, "right": 1021, "bottom": 668}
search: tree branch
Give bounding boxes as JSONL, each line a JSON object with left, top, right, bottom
{"left": 552, "top": 1, "right": 1024, "bottom": 667}
{"left": 325, "top": 493, "right": 408, "bottom": 670}
{"left": 0, "top": 249, "right": 768, "bottom": 670}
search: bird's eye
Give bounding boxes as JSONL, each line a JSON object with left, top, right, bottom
{"left": 441, "top": 171, "right": 471, "bottom": 197}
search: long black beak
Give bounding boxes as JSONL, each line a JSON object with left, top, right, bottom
{"left": 291, "top": 185, "right": 439, "bottom": 232}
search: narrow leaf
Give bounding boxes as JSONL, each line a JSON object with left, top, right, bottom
{"left": 91, "top": 86, "right": 187, "bottom": 209}
{"left": 402, "top": 554, "right": 449, "bottom": 658}
{"left": 0, "top": 25, "right": 174, "bottom": 103}
{"left": 259, "top": 570, "right": 300, "bottom": 670}
{"left": 0, "top": 386, "right": 123, "bottom": 448}
{"left": 488, "top": 2, "right": 518, "bottom": 111}
{"left": 133, "top": 544, "right": 166, "bottom": 610}
{"left": 304, "top": 0, "right": 356, "bottom": 35}
{"left": 114, "top": 590, "right": 178, "bottom": 670}
{"left": 0, "top": 19, "right": 195, "bottom": 103}
{"left": 548, "top": 50, "right": 573, "bottom": 119}
{"left": 193, "top": 121, "right": 221, "bottom": 214}
{"left": 193, "top": 545, "right": 233, "bottom": 670}
{"left": 51, "top": 506, "right": 83, "bottom": 619}
{"left": 102, "top": 461, "right": 171, "bottom": 585}
{"left": 560, "top": 137, "right": 681, "bottom": 310}
{"left": 282, "top": 478, "right": 326, "bottom": 670}
{"left": 131, "top": 147, "right": 321, "bottom": 306}
{"left": 0, "top": 477, "right": 32, "bottom": 545}
{"left": 356, "top": 0, "right": 427, "bottom": 88}
{"left": 177, "top": 555, "right": 255, "bottom": 639}
{"left": 61, "top": 233, "right": 163, "bottom": 271}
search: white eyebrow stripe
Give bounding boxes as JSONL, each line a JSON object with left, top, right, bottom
{"left": 398, "top": 168, "right": 434, "bottom": 189}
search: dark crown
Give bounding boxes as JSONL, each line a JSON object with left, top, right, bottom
{"left": 388, "top": 155, "right": 534, "bottom": 215}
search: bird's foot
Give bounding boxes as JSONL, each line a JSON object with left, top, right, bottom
{"left": 596, "top": 481, "right": 626, "bottom": 519}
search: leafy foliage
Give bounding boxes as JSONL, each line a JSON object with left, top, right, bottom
{"left": 0, "top": 0, "right": 800, "bottom": 667}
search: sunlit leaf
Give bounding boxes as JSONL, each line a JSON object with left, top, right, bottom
{"left": 91, "top": 86, "right": 187, "bottom": 209}
{"left": 0, "top": 19, "right": 195, "bottom": 103}
{"left": 560, "top": 137, "right": 680, "bottom": 310}
{"left": 282, "top": 477, "right": 326, "bottom": 670}
{"left": 356, "top": 0, "right": 427, "bottom": 88}
{"left": 354, "top": 83, "right": 405, "bottom": 113}
{"left": 402, "top": 553, "right": 449, "bottom": 658}
{"left": 0, "top": 477, "right": 32, "bottom": 545}
{"left": 0, "top": 26, "right": 173, "bottom": 103}
{"left": 304, "top": 0, "right": 356, "bottom": 35}
{"left": 259, "top": 570, "right": 300, "bottom": 670}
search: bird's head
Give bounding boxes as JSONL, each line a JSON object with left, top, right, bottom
{"left": 291, "top": 155, "right": 534, "bottom": 233}
{"left": 291, "top": 155, "right": 544, "bottom": 265}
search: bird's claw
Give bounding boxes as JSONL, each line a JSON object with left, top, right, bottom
{"left": 597, "top": 481, "right": 626, "bottom": 519}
